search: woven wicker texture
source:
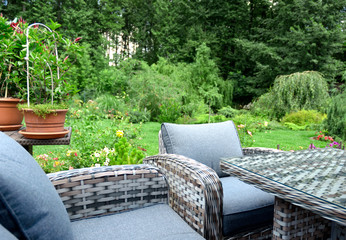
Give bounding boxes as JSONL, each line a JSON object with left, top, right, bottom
{"left": 48, "top": 164, "right": 168, "bottom": 220}
{"left": 144, "top": 154, "right": 223, "bottom": 240}
{"left": 221, "top": 148, "right": 346, "bottom": 226}
{"left": 273, "top": 197, "right": 331, "bottom": 239}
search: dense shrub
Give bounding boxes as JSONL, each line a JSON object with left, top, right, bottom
{"left": 157, "top": 98, "right": 182, "bottom": 123}
{"left": 324, "top": 92, "right": 346, "bottom": 140}
{"left": 281, "top": 110, "right": 326, "bottom": 126}
{"left": 218, "top": 106, "right": 240, "bottom": 118}
{"left": 250, "top": 92, "right": 275, "bottom": 118}
{"left": 127, "top": 63, "right": 184, "bottom": 121}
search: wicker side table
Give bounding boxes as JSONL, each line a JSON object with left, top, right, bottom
{"left": 3, "top": 127, "right": 72, "bottom": 154}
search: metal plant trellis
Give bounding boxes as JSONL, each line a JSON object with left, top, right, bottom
{"left": 24, "top": 23, "right": 59, "bottom": 107}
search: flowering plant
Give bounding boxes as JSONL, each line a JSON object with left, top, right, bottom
{"left": 16, "top": 19, "right": 82, "bottom": 115}
{"left": 0, "top": 15, "right": 27, "bottom": 98}
{"left": 313, "top": 131, "right": 334, "bottom": 142}
{"left": 91, "top": 130, "right": 145, "bottom": 167}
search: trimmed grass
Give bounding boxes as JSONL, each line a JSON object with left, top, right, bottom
{"left": 252, "top": 129, "right": 330, "bottom": 151}
{"left": 136, "top": 122, "right": 161, "bottom": 156}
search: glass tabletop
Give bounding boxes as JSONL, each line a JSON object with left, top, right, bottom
{"left": 221, "top": 148, "right": 346, "bottom": 209}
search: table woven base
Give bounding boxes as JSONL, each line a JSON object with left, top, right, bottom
{"left": 273, "top": 197, "right": 331, "bottom": 240}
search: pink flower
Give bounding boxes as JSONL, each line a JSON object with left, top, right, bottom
{"left": 73, "top": 37, "right": 82, "bottom": 43}
{"left": 74, "top": 152, "right": 78, "bottom": 157}
{"left": 309, "top": 143, "right": 316, "bottom": 149}
{"left": 64, "top": 56, "right": 69, "bottom": 62}
{"left": 69, "top": 166, "right": 74, "bottom": 170}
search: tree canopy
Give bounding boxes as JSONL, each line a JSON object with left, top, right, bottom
{"left": 1, "top": 0, "right": 345, "bottom": 105}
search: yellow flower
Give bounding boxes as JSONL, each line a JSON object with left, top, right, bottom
{"left": 116, "top": 130, "right": 124, "bottom": 138}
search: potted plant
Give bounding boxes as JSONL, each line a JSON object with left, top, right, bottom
{"left": 17, "top": 20, "right": 82, "bottom": 139}
{"left": 0, "top": 15, "right": 27, "bottom": 131}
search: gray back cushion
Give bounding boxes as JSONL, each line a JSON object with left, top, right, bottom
{"left": 161, "top": 121, "right": 243, "bottom": 177}
{"left": 0, "top": 132, "right": 73, "bottom": 240}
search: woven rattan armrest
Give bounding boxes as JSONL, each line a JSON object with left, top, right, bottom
{"left": 143, "top": 154, "right": 223, "bottom": 240}
{"left": 47, "top": 164, "right": 168, "bottom": 221}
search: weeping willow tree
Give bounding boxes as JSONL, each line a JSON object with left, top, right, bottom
{"left": 269, "top": 71, "right": 330, "bottom": 119}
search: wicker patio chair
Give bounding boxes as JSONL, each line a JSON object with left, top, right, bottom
{"left": 143, "top": 121, "right": 282, "bottom": 240}
{"left": 0, "top": 132, "right": 205, "bottom": 240}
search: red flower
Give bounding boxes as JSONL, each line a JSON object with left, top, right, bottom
{"left": 10, "top": 22, "right": 18, "bottom": 29}
{"left": 73, "top": 37, "right": 82, "bottom": 43}
{"left": 18, "top": 17, "right": 26, "bottom": 24}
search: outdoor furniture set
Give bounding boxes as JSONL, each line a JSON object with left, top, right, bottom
{"left": 0, "top": 120, "right": 345, "bottom": 240}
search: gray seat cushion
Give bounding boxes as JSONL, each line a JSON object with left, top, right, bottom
{"left": 161, "top": 121, "right": 243, "bottom": 176}
{"left": 0, "top": 224, "right": 17, "bottom": 240}
{"left": 71, "top": 204, "right": 205, "bottom": 240}
{"left": 0, "top": 132, "right": 73, "bottom": 240}
{"left": 221, "top": 177, "right": 274, "bottom": 236}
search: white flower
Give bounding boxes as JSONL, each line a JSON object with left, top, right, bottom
{"left": 95, "top": 164, "right": 101, "bottom": 167}
{"left": 94, "top": 152, "right": 100, "bottom": 158}
{"left": 104, "top": 147, "right": 110, "bottom": 154}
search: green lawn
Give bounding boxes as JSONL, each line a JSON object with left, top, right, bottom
{"left": 136, "top": 122, "right": 161, "bottom": 155}
{"left": 252, "top": 129, "right": 329, "bottom": 151}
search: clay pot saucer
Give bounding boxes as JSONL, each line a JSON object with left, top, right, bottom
{"left": 19, "top": 129, "right": 69, "bottom": 139}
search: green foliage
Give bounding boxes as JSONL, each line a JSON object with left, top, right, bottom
{"left": 269, "top": 71, "right": 330, "bottom": 119}
{"left": 283, "top": 122, "right": 308, "bottom": 131}
{"left": 157, "top": 98, "right": 182, "bottom": 123}
{"left": 127, "top": 61, "right": 184, "bottom": 121}
{"left": 324, "top": 92, "right": 346, "bottom": 140}
{"left": 18, "top": 103, "right": 68, "bottom": 119}
{"left": 0, "top": 16, "right": 27, "bottom": 98}
{"left": 91, "top": 137, "right": 144, "bottom": 166}
{"left": 282, "top": 110, "right": 326, "bottom": 126}
{"left": 218, "top": 106, "right": 240, "bottom": 118}
{"left": 95, "top": 93, "right": 127, "bottom": 118}
{"left": 250, "top": 93, "right": 276, "bottom": 118}
{"left": 193, "top": 114, "right": 227, "bottom": 124}
{"left": 191, "top": 43, "right": 224, "bottom": 114}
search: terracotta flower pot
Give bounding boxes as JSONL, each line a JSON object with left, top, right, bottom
{"left": 22, "top": 109, "right": 68, "bottom": 133}
{"left": 0, "top": 98, "right": 24, "bottom": 131}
